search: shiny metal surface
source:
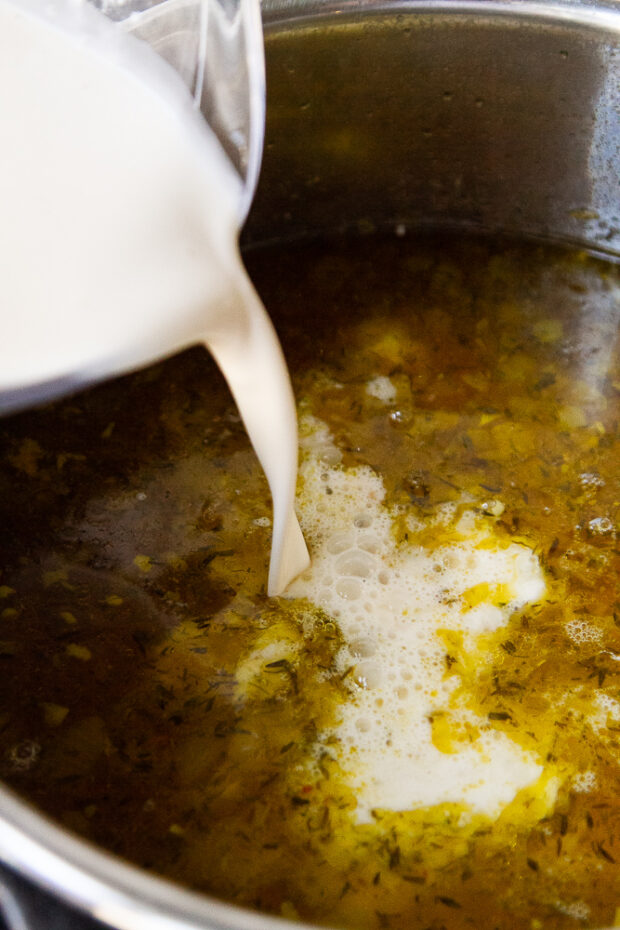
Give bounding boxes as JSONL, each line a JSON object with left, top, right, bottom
{"left": 245, "top": 0, "right": 620, "bottom": 258}
{"left": 0, "top": 782, "right": 306, "bottom": 930}
{"left": 1, "top": 2, "right": 619, "bottom": 928}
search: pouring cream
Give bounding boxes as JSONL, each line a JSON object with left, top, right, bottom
{"left": 0, "top": 0, "right": 309, "bottom": 593}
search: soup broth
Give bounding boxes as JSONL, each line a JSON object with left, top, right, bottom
{"left": 1, "top": 234, "right": 620, "bottom": 930}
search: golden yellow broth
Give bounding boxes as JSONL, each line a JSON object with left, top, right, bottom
{"left": 0, "top": 234, "right": 619, "bottom": 930}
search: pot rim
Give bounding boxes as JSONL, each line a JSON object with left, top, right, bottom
{"left": 0, "top": 782, "right": 310, "bottom": 930}
{"left": 2, "top": 1, "right": 620, "bottom": 929}
{"left": 261, "top": 0, "right": 620, "bottom": 33}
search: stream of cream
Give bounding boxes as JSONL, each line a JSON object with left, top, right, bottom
{"left": 0, "top": 0, "right": 309, "bottom": 593}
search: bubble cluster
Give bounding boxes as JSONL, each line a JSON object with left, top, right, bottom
{"left": 555, "top": 901, "right": 590, "bottom": 922}
{"left": 587, "top": 516, "right": 615, "bottom": 537}
{"left": 592, "top": 693, "right": 620, "bottom": 731}
{"left": 571, "top": 770, "right": 597, "bottom": 793}
{"left": 288, "top": 416, "right": 547, "bottom": 823}
{"left": 565, "top": 617, "right": 603, "bottom": 645}
{"left": 579, "top": 471, "right": 605, "bottom": 491}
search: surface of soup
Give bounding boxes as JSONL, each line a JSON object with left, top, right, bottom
{"left": 0, "top": 234, "right": 619, "bottom": 930}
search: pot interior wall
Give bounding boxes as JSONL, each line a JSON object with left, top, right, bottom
{"left": 244, "top": 3, "right": 620, "bottom": 258}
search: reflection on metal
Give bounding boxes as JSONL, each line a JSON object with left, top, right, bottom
{"left": 246, "top": 0, "right": 620, "bottom": 261}
{"left": 0, "top": 878, "right": 30, "bottom": 930}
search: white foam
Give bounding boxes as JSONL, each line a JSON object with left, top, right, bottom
{"left": 555, "top": 901, "right": 590, "bottom": 922}
{"left": 592, "top": 693, "right": 620, "bottom": 732}
{"left": 572, "top": 770, "right": 597, "bottom": 793}
{"left": 366, "top": 376, "right": 397, "bottom": 403}
{"left": 288, "top": 417, "right": 546, "bottom": 823}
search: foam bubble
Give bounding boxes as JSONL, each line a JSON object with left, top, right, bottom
{"left": 335, "top": 578, "right": 362, "bottom": 601}
{"left": 350, "top": 638, "right": 377, "bottom": 658}
{"left": 353, "top": 661, "right": 383, "bottom": 690}
{"left": 287, "top": 416, "right": 547, "bottom": 823}
{"left": 358, "top": 534, "right": 381, "bottom": 553}
{"left": 336, "top": 550, "right": 376, "bottom": 578}
{"left": 326, "top": 533, "right": 355, "bottom": 554}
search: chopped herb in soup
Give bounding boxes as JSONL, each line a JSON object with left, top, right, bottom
{"left": 1, "top": 234, "right": 619, "bottom": 930}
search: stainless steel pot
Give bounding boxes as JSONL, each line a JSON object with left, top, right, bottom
{"left": 1, "top": 1, "right": 619, "bottom": 928}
